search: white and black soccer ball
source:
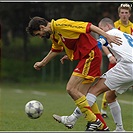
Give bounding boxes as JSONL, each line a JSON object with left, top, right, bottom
{"left": 25, "top": 100, "right": 43, "bottom": 119}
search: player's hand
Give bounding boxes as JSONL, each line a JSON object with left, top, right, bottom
{"left": 109, "top": 56, "right": 117, "bottom": 64}
{"left": 60, "top": 55, "right": 69, "bottom": 64}
{"left": 107, "top": 35, "right": 122, "bottom": 47}
{"left": 34, "top": 62, "right": 43, "bottom": 70}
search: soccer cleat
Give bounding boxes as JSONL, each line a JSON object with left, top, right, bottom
{"left": 102, "top": 113, "right": 108, "bottom": 118}
{"left": 53, "top": 114, "right": 77, "bottom": 129}
{"left": 101, "top": 109, "right": 108, "bottom": 118}
{"left": 113, "top": 127, "right": 125, "bottom": 132}
{"left": 113, "top": 129, "right": 125, "bottom": 132}
{"left": 97, "top": 126, "right": 110, "bottom": 131}
{"left": 86, "top": 119, "right": 102, "bottom": 131}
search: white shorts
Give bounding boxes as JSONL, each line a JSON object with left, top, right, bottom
{"left": 101, "top": 62, "right": 133, "bottom": 94}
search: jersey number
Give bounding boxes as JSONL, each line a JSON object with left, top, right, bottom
{"left": 123, "top": 33, "right": 133, "bottom": 47}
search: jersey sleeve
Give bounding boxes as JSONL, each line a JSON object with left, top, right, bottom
{"left": 97, "top": 35, "right": 108, "bottom": 49}
{"left": 51, "top": 35, "right": 64, "bottom": 52}
{"left": 52, "top": 18, "right": 91, "bottom": 34}
{"left": 51, "top": 44, "right": 63, "bottom": 52}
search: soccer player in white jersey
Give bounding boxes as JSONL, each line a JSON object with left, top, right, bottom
{"left": 53, "top": 18, "right": 133, "bottom": 131}
{"left": 90, "top": 17, "right": 133, "bottom": 131}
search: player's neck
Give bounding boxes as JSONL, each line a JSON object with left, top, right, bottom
{"left": 121, "top": 20, "right": 129, "bottom": 26}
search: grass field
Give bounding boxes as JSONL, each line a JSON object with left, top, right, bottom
{"left": 0, "top": 82, "right": 133, "bottom": 132}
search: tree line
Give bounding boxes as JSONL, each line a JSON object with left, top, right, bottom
{"left": 0, "top": 2, "right": 132, "bottom": 82}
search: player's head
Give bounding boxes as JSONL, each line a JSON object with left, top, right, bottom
{"left": 98, "top": 18, "right": 114, "bottom": 32}
{"left": 118, "top": 3, "right": 132, "bottom": 22}
{"left": 26, "top": 16, "right": 51, "bottom": 39}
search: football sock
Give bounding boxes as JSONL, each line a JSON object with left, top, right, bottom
{"left": 92, "top": 102, "right": 108, "bottom": 130}
{"left": 69, "top": 93, "right": 101, "bottom": 120}
{"left": 70, "top": 107, "right": 82, "bottom": 119}
{"left": 69, "top": 93, "right": 97, "bottom": 120}
{"left": 101, "top": 108, "right": 107, "bottom": 115}
{"left": 75, "top": 95, "right": 96, "bottom": 122}
{"left": 67, "top": 93, "right": 96, "bottom": 121}
{"left": 91, "top": 102, "right": 100, "bottom": 114}
{"left": 108, "top": 100, "right": 124, "bottom": 130}
{"left": 86, "top": 93, "right": 96, "bottom": 106}
{"left": 67, "top": 107, "right": 81, "bottom": 121}
{"left": 101, "top": 92, "right": 108, "bottom": 113}
{"left": 68, "top": 93, "right": 108, "bottom": 129}
{"left": 87, "top": 93, "right": 108, "bottom": 130}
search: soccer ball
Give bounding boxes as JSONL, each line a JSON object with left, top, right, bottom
{"left": 25, "top": 100, "right": 43, "bottom": 119}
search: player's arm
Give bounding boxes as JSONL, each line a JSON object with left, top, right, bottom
{"left": 34, "top": 50, "right": 59, "bottom": 70}
{"left": 60, "top": 55, "right": 69, "bottom": 64}
{"left": 97, "top": 36, "right": 117, "bottom": 64}
{"left": 97, "top": 35, "right": 108, "bottom": 50}
{"left": 90, "top": 24, "right": 122, "bottom": 46}
{"left": 102, "top": 46, "right": 117, "bottom": 64}
{"left": 34, "top": 38, "right": 63, "bottom": 70}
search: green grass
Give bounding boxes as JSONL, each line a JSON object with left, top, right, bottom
{"left": 0, "top": 82, "right": 133, "bottom": 131}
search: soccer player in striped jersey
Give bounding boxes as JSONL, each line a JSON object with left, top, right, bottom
{"left": 26, "top": 16, "right": 121, "bottom": 131}
{"left": 54, "top": 12, "right": 133, "bottom": 131}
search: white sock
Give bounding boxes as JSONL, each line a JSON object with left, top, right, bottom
{"left": 68, "top": 107, "right": 82, "bottom": 121}
{"left": 108, "top": 100, "right": 124, "bottom": 130}
{"left": 86, "top": 93, "right": 97, "bottom": 106}
{"left": 101, "top": 109, "right": 107, "bottom": 114}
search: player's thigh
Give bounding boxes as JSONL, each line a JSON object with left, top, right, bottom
{"left": 88, "top": 78, "right": 110, "bottom": 96}
{"left": 67, "top": 75, "right": 93, "bottom": 95}
{"left": 78, "top": 82, "right": 92, "bottom": 95}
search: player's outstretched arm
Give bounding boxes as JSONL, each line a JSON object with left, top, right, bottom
{"left": 34, "top": 50, "right": 59, "bottom": 70}
{"left": 90, "top": 24, "right": 122, "bottom": 46}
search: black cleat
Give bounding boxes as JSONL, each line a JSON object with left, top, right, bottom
{"left": 97, "top": 126, "right": 110, "bottom": 131}
{"left": 102, "top": 113, "right": 108, "bottom": 118}
{"left": 86, "top": 119, "right": 102, "bottom": 131}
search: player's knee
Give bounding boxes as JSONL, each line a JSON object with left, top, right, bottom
{"left": 66, "top": 83, "right": 73, "bottom": 95}
{"left": 66, "top": 82, "right": 78, "bottom": 96}
{"left": 105, "top": 91, "right": 116, "bottom": 103}
{"left": 66, "top": 87, "right": 76, "bottom": 97}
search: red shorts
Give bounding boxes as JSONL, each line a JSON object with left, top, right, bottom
{"left": 108, "top": 63, "right": 116, "bottom": 70}
{"left": 72, "top": 46, "right": 102, "bottom": 84}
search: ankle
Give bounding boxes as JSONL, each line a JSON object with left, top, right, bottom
{"left": 116, "top": 125, "right": 124, "bottom": 131}
{"left": 68, "top": 114, "right": 78, "bottom": 121}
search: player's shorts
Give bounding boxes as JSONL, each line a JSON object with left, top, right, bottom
{"left": 72, "top": 46, "right": 102, "bottom": 84}
{"left": 108, "top": 62, "right": 116, "bottom": 70}
{"left": 101, "top": 61, "right": 133, "bottom": 94}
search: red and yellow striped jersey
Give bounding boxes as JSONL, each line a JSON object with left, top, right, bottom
{"left": 50, "top": 18, "right": 97, "bottom": 61}
{"left": 114, "top": 19, "right": 133, "bottom": 35}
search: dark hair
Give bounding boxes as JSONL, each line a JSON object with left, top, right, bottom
{"left": 26, "top": 16, "right": 48, "bottom": 36}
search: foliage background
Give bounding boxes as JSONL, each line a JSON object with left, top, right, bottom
{"left": 0, "top": 2, "right": 133, "bottom": 83}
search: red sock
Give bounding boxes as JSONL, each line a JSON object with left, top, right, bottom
{"left": 95, "top": 113, "right": 108, "bottom": 129}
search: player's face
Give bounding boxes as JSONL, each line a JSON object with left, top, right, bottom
{"left": 33, "top": 25, "right": 51, "bottom": 39}
{"left": 119, "top": 9, "right": 131, "bottom": 22}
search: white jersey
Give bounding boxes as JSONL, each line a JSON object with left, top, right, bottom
{"left": 101, "top": 28, "right": 133, "bottom": 94}
{"left": 106, "top": 28, "right": 133, "bottom": 63}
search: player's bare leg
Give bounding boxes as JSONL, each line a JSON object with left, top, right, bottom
{"left": 67, "top": 75, "right": 100, "bottom": 131}
{"left": 53, "top": 82, "right": 90, "bottom": 129}
{"left": 53, "top": 76, "right": 109, "bottom": 131}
